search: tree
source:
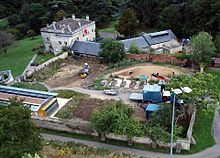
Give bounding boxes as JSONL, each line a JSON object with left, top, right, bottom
{"left": 214, "top": 33, "right": 220, "bottom": 55}
{"left": 127, "top": 0, "right": 163, "bottom": 27}
{"left": 0, "top": 99, "right": 42, "bottom": 158}
{"left": 115, "top": 8, "right": 138, "bottom": 37}
{"left": 100, "top": 38, "right": 125, "bottom": 63}
{"left": 7, "top": 14, "right": 21, "bottom": 26}
{"left": 189, "top": 32, "right": 216, "bottom": 71}
{"left": 54, "top": 10, "right": 67, "bottom": 22}
{"left": 129, "top": 43, "right": 140, "bottom": 54}
{"left": 158, "top": 5, "right": 183, "bottom": 37}
{"left": 90, "top": 101, "right": 144, "bottom": 142}
{"left": 27, "top": 29, "right": 37, "bottom": 39}
{"left": 79, "top": 0, "right": 114, "bottom": 25}
{"left": 0, "top": 31, "right": 15, "bottom": 54}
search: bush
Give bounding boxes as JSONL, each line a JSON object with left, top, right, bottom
{"left": 11, "top": 82, "right": 48, "bottom": 91}
{"left": 90, "top": 101, "right": 144, "bottom": 138}
{"left": 30, "top": 59, "right": 63, "bottom": 80}
{"left": 6, "top": 28, "right": 22, "bottom": 39}
{"left": 100, "top": 38, "right": 125, "bottom": 63}
{"left": 129, "top": 43, "right": 140, "bottom": 54}
{"left": 55, "top": 90, "right": 87, "bottom": 99}
{"left": 7, "top": 14, "right": 21, "bottom": 26}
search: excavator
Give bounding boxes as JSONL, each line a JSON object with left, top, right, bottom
{"left": 79, "top": 63, "right": 90, "bottom": 79}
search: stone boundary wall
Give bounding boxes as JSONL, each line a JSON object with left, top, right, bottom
{"left": 126, "top": 53, "right": 187, "bottom": 65}
{"left": 33, "top": 108, "right": 197, "bottom": 151}
{"left": 25, "top": 52, "right": 68, "bottom": 77}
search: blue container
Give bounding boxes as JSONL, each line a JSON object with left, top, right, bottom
{"left": 143, "top": 84, "right": 162, "bottom": 102}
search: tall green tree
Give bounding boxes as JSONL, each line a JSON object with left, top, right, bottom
{"left": 0, "top": 99, "right": 42, "bottom": 158}
{"left": 214, "top": 33, "right": 220, "bottom": 55}
{"left": 127, "top": 0, "right": 163, "bottom": 27}
{"left": 79, "top": 0, "right": 114, "bottom": 25}
{"left": 54, "top": 10, "right": 67, "bottom": 22}
{"left": 0, "top": 31, "right": 15, "bottom": 54}
{"left": 189, "top": 32, "right": 216, "bottom": 71}
{"left": 100, "top": 38, "right": 125, "bottom": 63}
{"left": 158, "top": 5, "right": 183, "bottom": 37}
{"left": 115, "top": 8, "right": 138, "bottom": 37}
{"left": 90, "top": 101, "right": 143, "bottom": 141}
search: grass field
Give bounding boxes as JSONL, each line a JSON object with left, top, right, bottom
{"left": 34, "top": 53, "right": 54, "bottom": 65}
{"left": 0, "top": 36, "right": 42, "bottom": 77}
{"left": 98, "top": 21, "right": 118, "bottom": 34}
{"left": 185, "top": 108, "right": 215, "bottom": 154}
{"left": 207, "top": 69, "right": 220, "bottom": 89}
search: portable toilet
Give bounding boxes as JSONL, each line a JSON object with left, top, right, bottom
{"left": 143, "top": 84, "right": 162, "bottom": 102}
{"left": 144, "top": 104, "right": 160, "bottom": 119}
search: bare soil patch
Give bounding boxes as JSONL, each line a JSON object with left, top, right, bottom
{"left": 44, "top": 57, "right": 106, "bottom": 88}
{"left": 112, "top": 64, "right": 188, "bottom": 80}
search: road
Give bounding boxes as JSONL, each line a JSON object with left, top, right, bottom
{"left": 41, "top": 83, "right": 220, "bottom": 158}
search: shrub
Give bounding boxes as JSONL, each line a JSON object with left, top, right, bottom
{"left": 90, "top": 101, "right": 144, "bottom": 137}
{"left": 11, "top": 82, "right": 48, "bottom": 91}
{"left": 7, "top": 14, "right": 21, "bottom": 26}
{"left": 129, "top": 43, "right": 140, "bottom": 54}
{"left": 30, "top": 59, "right": 63, "bottom": 80}
{"left": 55, "top": 90, "right": 87, "bottom": 99}
{"left": 6, "top": 28, "right": 22, "bottom": 39}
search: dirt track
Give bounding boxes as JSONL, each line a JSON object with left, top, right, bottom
{"left": 113, "top": 65, "right": 188, "bottom": 79}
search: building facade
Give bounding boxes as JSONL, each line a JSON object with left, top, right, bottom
{"left": 41, "top": 15, "right": 96, "bottom": 55}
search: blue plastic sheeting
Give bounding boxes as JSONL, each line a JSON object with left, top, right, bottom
{"left": 145, "top": 104, "right": 160, "bottom": 112}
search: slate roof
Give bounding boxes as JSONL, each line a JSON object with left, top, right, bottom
{"left": 41, "top": 18, "right": 93, "bottom": 34}
{"left": 70, "top": 41, "right": 101, "bottom": 56}
{"left": 121, "top": 36, "right": 150, "bottom": 51}
{"left": 143, "top": 30, "right": 177, "bottom": 45}
{"left": 121, "top": 29, "right": 177, "bottom": 51}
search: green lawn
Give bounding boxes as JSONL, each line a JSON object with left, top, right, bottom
{"left": 34, "top": 53, "right": 54, "bottom": 65}
{"left": 207, "top": 69, "right": 220, "bottom": 89}
{"left": 0, "top": 36, "right": 42, "bottom": 77}
{"left": 98, "top": 21, "right": 118, "bottom": 34}
{"left": 183, "top": 68, "right": 220, "bottom": 154}
{"left": 0, "top": 18, "right": 8, "bottom": 29}
{"left": 185, "top": 108, "right": 215, "bottom": 154}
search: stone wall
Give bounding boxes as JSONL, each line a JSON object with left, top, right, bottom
{"left": 126, "top": 53, "right": 187, "bottom": 65}
{"left": 25, "top": 52, "right": 68, "bottom": 77}
{"left": 33, "top": 108, "right": 197, "bottom": 151}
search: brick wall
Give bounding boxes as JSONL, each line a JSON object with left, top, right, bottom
{"left": 126, "top": 53, "right": 187, "bottom": 65}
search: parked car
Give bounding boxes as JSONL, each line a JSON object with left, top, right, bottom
{"left": 103, "top": 89, "right": 118, "bottom": 95}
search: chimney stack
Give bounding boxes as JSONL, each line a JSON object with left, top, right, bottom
{"left": 78, "top": 21, "right": 81, "bottom": 27}
{"left": 72, "top": 14, "right": 75, "bottom": 19}
{"left": 86, "top": 15, "right": 89, "bottom": 20}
